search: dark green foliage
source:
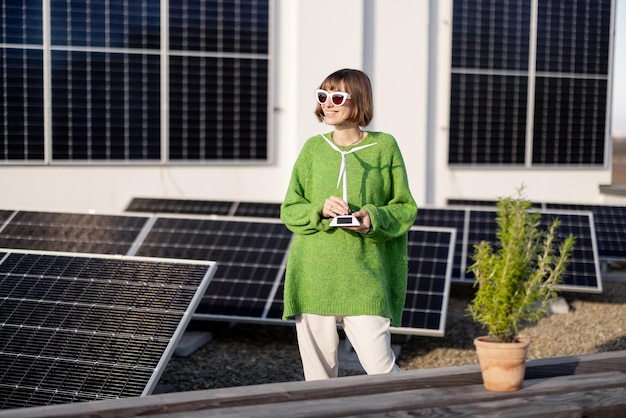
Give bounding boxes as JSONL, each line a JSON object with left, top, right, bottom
{"left": 467, "top": 187, "right": 575, "bottom": 343}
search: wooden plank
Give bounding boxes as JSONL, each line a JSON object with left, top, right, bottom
{"left": 3, "top": 351, "right": 625, "bottom": 418}
{"left": 125, "top": 372, "right": 626, "bottom": 418}
{"left": 0, "top": 367, "right": 484, "bottom": 418}
{"left": 6, "top": 371, "right": 625, "bottom": 418}
{"left": 380, "top": 387, "right": 626, "bottom": 418}
{"left": 525, "top": 350, "right": 626, "bottom": 378}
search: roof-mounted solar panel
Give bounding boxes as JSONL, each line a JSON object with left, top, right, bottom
{"left": 414, "top": 206, "right": 602, "bottom": 293}
{"left": 465, "top": 208, "right": 601, "bottom": 292}
{"left": 413, "top": 208, "right": 469, "bottom": 280}
{"left": 546, "top": 203, "right": 626, "bottom": 262}
{"left": 0, "top": 249, "right": 216, "bottom": 410}
{"left": 232, "top": 202, "right": 281, "bottom": 218}
{"left": 125, "top": 197, "right": 235, "bottom": 216}
{"left": 130, "top": 216, "right": 291, "bottom": 322}
{"left": 0, "top": 211, "right": 152, "bottom": 255}
{"left": 125, "top": 197, "right": 282, "bottom": 219}
{"left": 132, "top": 215, "right": 457, "bottom": 337}
{"left": 394, "top": 226, "right": 456, "bottom": 337}
{"left": 449, "top": 198, "right": 626, "bottom": 262}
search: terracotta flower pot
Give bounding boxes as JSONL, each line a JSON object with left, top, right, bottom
{"left": 474, "top": 336, "right": 530, "bottom": 392}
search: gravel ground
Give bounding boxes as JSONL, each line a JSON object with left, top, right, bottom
{"left": 158, "top": 276, "right": 626, "bottom": 393}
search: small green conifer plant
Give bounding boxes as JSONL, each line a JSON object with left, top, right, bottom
{"left": 467, "top": 187, "right": 575, "bottom": 343}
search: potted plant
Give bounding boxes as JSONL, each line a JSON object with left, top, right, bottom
{"left": 467, "top": 187, "right": 575, "bottom": 391}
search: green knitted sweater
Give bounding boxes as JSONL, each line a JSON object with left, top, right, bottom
{"left": 280, "top": 131, "right": 417, "bottom": 327}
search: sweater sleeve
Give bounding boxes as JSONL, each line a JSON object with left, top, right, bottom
{"left": 362, "top": 140, "right": 417, "bottom": 242}
{"left": 280, "top": 143, "right": 330, "bottom": 235}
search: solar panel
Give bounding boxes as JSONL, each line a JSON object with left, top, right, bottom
{"left": 413, "top": 208, "right": 468, "bottom": 280}
{"left": 232, "top": 202, "right": 282, "bottom": 218}
{"left": 466, "top": 208, "right": 601, "bottom": 292}
{"left": 125, "top": 197, "right": 235, "bottom": 216}
{"left": 395, "top": 227, "right": 456, "bottom": 337}
{"left": 130, "top": 216, "right": 291, "bottom": 322}
{"left": 0, "top": 249, "right": 217, "bottom": 410}
{"left": 413, "top": 206, "right": 602, "bottom": 293}
{"left": 131, "top": 215, "right": 456, "bottom": 336}
{"left": 449, "top": 199, "right": 626, "bottom": 262}
{"left": 0, "top": 211, "right": 152, "bottom": 255}
{"left": 125, "top": 197, "right": 282, "bottom": 219}
{"left": 546, "top": 203, "right": 626, "bottom": 262}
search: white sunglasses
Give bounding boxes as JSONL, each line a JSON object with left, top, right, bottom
{"left": 315, "top": 89, "right": 352, "bottom": 106}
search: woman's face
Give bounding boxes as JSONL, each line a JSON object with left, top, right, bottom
{"left": 317, "top": 84, "right": 357, "bottom": 128}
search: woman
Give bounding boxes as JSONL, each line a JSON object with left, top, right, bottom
{"left": 280, "top": 68, "right": 417, "bottom": 380}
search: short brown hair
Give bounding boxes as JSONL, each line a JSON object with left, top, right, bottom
{"left": 314, "top": 68, "right": 374, "bottom": 126}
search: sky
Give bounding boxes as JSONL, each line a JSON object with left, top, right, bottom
{"left": 614, "top": 0, "right": 626, "bottom": 137}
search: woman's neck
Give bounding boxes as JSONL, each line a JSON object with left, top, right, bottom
{"left": 332, "top": 127, "right": 366, "bottom": 147}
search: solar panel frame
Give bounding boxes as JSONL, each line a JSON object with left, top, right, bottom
{"left": 0, "top": 249, "right": 217, "bottom": 409}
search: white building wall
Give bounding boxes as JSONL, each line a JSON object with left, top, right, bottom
{"left": 0, "top": 0, "right": 617, "bottom": 214}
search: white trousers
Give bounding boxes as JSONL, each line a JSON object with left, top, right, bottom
{"left": 295, "top": 313, "right": 400, "bottom": 381}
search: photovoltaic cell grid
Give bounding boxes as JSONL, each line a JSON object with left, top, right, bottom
{"left": 125, "top": 197, "right": 282, "bottom": 219}
{"left": 0, "top": 211, "right": 151, "bottom": 255}
{"left": 131, "top": 216, "right": 291, "bottom": 321}
{"left": 0, "top": 250, "right": 217, "bottom": 410}
{"left": 415, "top": 206, "right": 602, "bottom": 293}
{"left": 448, "top": 199, "right": 626, "bottom": 262}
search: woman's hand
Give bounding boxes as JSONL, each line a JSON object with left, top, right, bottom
{"left": 344, "top": 209, "right": 371, "bottom": 234}
{"left": 323, "top": 197, "right": 349, "bottom": 218}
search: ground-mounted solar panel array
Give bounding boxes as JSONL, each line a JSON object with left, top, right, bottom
{"left": 0, "top": 250, "right": 216, "bottom": 410}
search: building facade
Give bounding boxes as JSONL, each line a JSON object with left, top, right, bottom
{"left": 0, "top": 0, "right": 617, "bottom": 213}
